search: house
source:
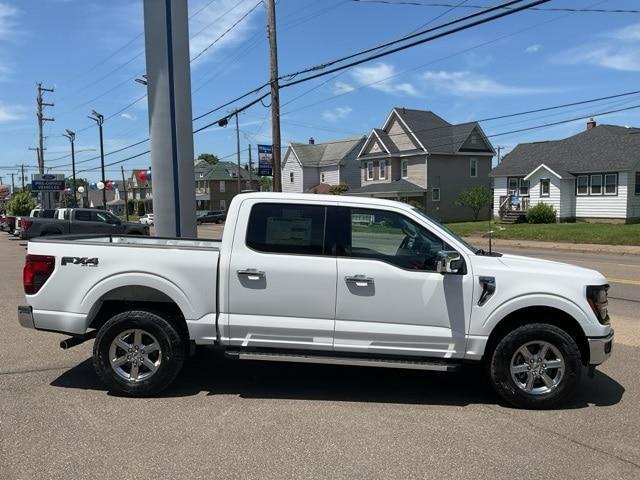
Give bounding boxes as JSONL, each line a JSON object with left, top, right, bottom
{"left": 348, "top": 107, "right": 495, "bottom": 222}
{"left": 490, "top": 119, "right": 640, "bottom": 223}
{"left": 282, "top": 136, "right": 366, "bottom": 193}
{"left": 200, "top": 161, "right": 259, "bottom": 212}
{"left": 126, "top": 169, "right": 153, "bottom": 214}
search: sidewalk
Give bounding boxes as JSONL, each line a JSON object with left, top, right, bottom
{"left": 463, "top": 236, "right": 640, "bottom": 256}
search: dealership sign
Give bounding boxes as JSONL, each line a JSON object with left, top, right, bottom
{"left": 257, "top": 144, "right": 273, "bottom": 177}
{"left": 31, "top": 173, "right": 65, "bottom": 192}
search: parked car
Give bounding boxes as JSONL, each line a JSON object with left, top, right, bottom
{"left": 18, "top": 193, "right": 613, "bottom": 408}
{"left": 139, "top": 214, "right": 154, "bottom": 226}
{"left": 196, "top": 210, "right": 226, "bottom": 224}
{"left": 1, "top": 215, "right": 16, "bottom": 233}
{"left": 20, "top": 208, "right": 149, "bottom": 239}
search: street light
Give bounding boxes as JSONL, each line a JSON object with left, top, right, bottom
{"left": 62, "top": 129, "right": 76, "bottom": 206}
{"left": 88, "top": 110, "right": 106, "bottom": 209}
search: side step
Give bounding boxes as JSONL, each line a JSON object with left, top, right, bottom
{"left": 226, "top": 350, "right": 459, "bottom": 372}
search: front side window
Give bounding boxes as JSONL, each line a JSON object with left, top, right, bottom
{"left": 401, "top": 159, "right": 408, "bottom": 178}
{"left": 540, "top": 179, "right": 550, "bottom": 197}
{"left": 366, "top": 162, "right": 374, "bottom": 180}
{"left": 432, "top": 188, "right": 440, "bottom": 202}
{"left": 348, "top": 208, "right": 451, "bottom": 271}
{"left": 246, "top": 203, "right": 327, "bottom": 256}
{"left": 219, "top": 181, "right": 225, "bottom": 193}
{"left": 604, "top": 173, "right": 617, "bottom": 195}
{"left": 470, "top": 158, "right": 478, "bottom": 178}
{"left": 379, "top": 160, "right": 386, "bottom": 180}
{"left": 577, "top": 175, "right": 588, "bottom": 195}
{"left": 590, "top": 174, "right": 602, "bottom": 195}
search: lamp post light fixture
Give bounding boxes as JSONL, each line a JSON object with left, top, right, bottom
{"left": 88, "top": 110, "right": 106, "bottom": 209}
{"left": 62, "top": 129, "right": 77, "bottom": 206}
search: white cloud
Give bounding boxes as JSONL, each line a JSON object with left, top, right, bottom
{"left": 333, "top": 81, "right": 355, "bottom": 95}
{"left": 421, "top": 70, "right": 547, "bottom": 96}
{"left": 0, "top": 103, "right": 27, "bottom": 124}
{"left": 554, "top": 23, "right": 640, "bottom": 72}
{"left": 0, "top": 3, "right": 18, "bottom": 39}
{"left": 350, "top": 62, "right": 418, "bottom": 96}
{"left": 525, "top": 44, "right": 541, "bottom": 53}
{"left": 188, "top": 0, "right": 260, "bottom": 66}
{"left": 121, "top": 112, "right": 136, "bottom": 120}
{"left": 322, "top": 106, "right": 352, "bottom": 122}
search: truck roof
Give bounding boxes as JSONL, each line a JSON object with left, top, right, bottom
{"left": 236, "top": 192, "right": 416, "bottom": 211}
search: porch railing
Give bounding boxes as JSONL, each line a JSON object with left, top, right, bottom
{"left": 499, "top": 195, "right": 529, "bottom": 213}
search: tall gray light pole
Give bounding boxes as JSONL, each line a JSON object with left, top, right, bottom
{"left": 62, "top": 129, "right": 77, "bottom": 206}
{"left": 143, "top": 0, "right": 196, "bottom": 237}
{"left": 88, "top": 111, "right": 106, "bottom": 209}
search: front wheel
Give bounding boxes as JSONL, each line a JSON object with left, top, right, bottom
{"left": 489, "top": 323, "right": 582, "bottom": 409}
{"left": 93, "top": 310, "right": 185, "bottom": 396}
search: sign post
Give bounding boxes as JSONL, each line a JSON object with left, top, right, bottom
{"left": 257, "top": 144, "right": 273, "bottom": 177}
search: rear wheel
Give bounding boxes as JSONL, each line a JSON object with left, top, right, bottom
{"left": 489, "top": 323, "right": 582, "bottom": 409}
{"left": 93, "top": 310, "right": 185, "bottom": 396}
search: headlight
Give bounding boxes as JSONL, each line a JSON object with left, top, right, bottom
{"left": 587, "top": 285, "right": 609, "bottom": 325}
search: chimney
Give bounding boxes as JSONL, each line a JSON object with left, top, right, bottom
{"left": 309, "top": 137, "right": 315, "bottom": 145}
{"left": 586, "top": 118, "right": 596, "bottom": 130}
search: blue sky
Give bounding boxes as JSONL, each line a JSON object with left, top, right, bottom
{"left": 1, "top": 0, "right": 640, "bottom": 183}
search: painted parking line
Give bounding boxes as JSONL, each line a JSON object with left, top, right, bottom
{"left": 608, "top": 278, "right": 640, "bottom": 286}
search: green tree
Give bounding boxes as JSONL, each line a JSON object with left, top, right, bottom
{"left": 259, "top": 176, "right": 273, "bottom": 191}
{"left": 328, "top": 183, "right": 349, "bottom": 195}
{"left": 455, "top": 185, "right": 492, "bottom": 221}
{"left": 197, "top": 153, "right": 220, "bottom": 165}
{"left": 7, "top": 190, "right": 36, "bottom": 216}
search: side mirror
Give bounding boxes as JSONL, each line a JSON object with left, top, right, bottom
{"left": 436, "top": 250, "right": 463, "bottom": 274}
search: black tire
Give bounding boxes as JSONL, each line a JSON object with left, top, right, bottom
{"left": 489, "top": 323, "right": 582, "bottom": 409}
{"left": 196, "top": 220, "right": 202, "bottom": 225}
{"left": 93, "top": 310, "right": 185, "bottom": 397}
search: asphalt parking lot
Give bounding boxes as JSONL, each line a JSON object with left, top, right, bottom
{"left": 1, "top": 230, "right": 639, "bottom": 480}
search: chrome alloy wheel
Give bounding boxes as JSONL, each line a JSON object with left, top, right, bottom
{"left": 510, "top": 341, "right": 565, "bottom": 395}
{"left": 109, "top": 329, "right": 162, "bottom": 383}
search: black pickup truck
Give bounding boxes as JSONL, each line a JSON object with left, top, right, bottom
{"left": 21, "top": 208, "right": 149, "bottom": 239}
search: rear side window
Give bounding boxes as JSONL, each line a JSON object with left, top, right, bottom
{"left": 74, "top": 210, "right": 92, "bottom": 222}
{"left": 246, "top": 203, "right": 327, "bottom": 255}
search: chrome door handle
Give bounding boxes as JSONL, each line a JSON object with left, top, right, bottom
{"left": 237, "top": 269, "right": 265, "bottom": 280}
{"left": 345, "top": 275, "right": 374, "bottom": 287}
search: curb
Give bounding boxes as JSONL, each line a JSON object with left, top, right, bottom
{"left": 462, "top": 236, "right": 640, "bottom": 256}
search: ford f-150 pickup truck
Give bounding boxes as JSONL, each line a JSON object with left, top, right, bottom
{"left": 17, "top": 193, "right": 613, "bottom": 408}
{"left": 21, "top": 207, "right": 149, "bottom": 239}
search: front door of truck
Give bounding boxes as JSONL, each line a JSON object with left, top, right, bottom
{"left": 227, "top": 200, "right": 338, "bottom": 350}
{"left": 333, "top": 205, "right": 471, "bottom": 359}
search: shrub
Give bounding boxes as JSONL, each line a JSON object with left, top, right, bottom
{"left": 527, "top": 202, "right": 557, "bottom": 223}
{"left": 6, "top": 190, "right": 36, "bottom": 216}
{"left": 328, "top": 183, "right": 349, "bottom": 195}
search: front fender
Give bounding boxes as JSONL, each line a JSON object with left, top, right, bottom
{"left": 474, "top": 293, "right": 606, "bottom": 338}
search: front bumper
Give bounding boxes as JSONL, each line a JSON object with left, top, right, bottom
{"left": 588, "top": 330, "right": 614, "bottom": 365}
{"left": 18, "top": 305, "right": 35, "bottom": 329}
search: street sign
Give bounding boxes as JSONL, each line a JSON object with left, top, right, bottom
{"left": 31, "top": 173, "right": 65, "bottom": 192}
{"left": 257, "top": 144, "right": 273, "bottom": 177}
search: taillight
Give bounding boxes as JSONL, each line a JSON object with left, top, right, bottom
{"left": 21, "top": 219, "right": 33, "bottom": 231}
{"left": 23, "top": 255, "right": 56, "bottom": 295}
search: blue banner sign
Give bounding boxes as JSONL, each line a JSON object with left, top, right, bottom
{"left": 257, "top": 144, "right": 273, "bottom": 177}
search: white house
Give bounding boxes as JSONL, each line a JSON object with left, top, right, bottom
{"left": 491, "top": 120, "right": 640, "bottom": 223}
{"left": 282, "top": 136, "right": 366, "bottom": 193}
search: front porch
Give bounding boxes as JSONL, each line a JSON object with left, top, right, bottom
{"left": 498, "top": 195, "right": 530, "bottom": 223}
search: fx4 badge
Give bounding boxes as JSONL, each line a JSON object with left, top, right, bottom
{"left": 61, "top": 257, "right": 99, "bottom": 267}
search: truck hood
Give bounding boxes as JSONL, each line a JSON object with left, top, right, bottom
{"left": 497, "top": 253, "right": 608, "bottom": 285}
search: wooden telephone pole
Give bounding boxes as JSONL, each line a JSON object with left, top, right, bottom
{"left": 266, "top": 0, "right": 281, "bottom": 192}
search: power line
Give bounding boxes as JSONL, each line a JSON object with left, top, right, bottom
{"left": 350, "top": 0, "right": 640, "bottom": 14}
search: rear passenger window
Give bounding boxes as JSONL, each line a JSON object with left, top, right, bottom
{"left": 74, "top": 210, "right": 92, "bottom": 222}
{"left": 246, "top": 203, "right": 327, "bottom": 255}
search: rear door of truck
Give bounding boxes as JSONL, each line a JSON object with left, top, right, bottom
{"left": 226, "top": 197, "right": 338, "bottom": 351}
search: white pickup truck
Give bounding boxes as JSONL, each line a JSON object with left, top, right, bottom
{"left": 18, "top": 193, "right": 613, "bottom": 408}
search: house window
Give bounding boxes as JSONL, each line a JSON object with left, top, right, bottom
{"left": 636, "top": 172, "right": 640, "bottom": 195}
{"left": 366, "top": 162, "right": 374, "bottom": 181}
{"left": 401, "top": 159, "right": 408, "bottom": 178}
{"left": 379, "top": 160, "right": 386, "bottom": 180}
{"left": 470, "top": 158, "right": 478, "bottom": 178}
{"left": 590, "top": 174, "right": 602, "bottom": 195}
{"left": 540, "top": 179, "right": 550, "bottom": 197}
{"left": 604, "top": 173, "right": 617, "bottom": 195}
{"left": 507, "top": 177, "right": 519, "bottom": 195}
{"left": 220, "top": 199, "right": 226, "bottom": 211}
{"left": 290, "top": 172, "right": 294, "bottom": 183}
{"left": 576, "top": 175, "right": 588, "bottom": 195}
{"left": 321, "top": 173, "right": 325, "bottom": 183}
{"left": 519, "top": 179, "right": 530, "bottom": 196}
{"left": 432, "top": 188, "right": 440, "bottom": 202}
{"left": 470, "top": 134, "right": 478, "bottom": 145}
{"left": 219, "top": 181, "right": 225, "bottom": 193}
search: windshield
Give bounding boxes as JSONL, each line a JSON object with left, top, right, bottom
{"left": 412, "top": 208, "right": 478, "bottom": 254}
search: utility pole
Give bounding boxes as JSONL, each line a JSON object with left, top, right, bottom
{"left": 235, "top": 111, "right": 241, "bottom": 193}
{"left": 21, "top": 164, "right": 25, "bottom": 189}
{"left": 496, "top": 145, "right": 506, "bottom": 164}
{"left": 88, "top": 110, "right": 106, "bottom": 209}
{"left": 248, "top": 144, "right": 253, "bottom": 184}
{"left": 121, "top": 165, "right": 129, "bottom": 222}
{"left": 266, "top": 0, "right": 282, "bottom": 192}
{"left": 36, "top": 83, "right": 55, "bottom": 209}
{"left": 10, "top": 173, "right": 15, "bottom": 194}
{"left": 63, "top": 129, "right": 77, "bottom": 206}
